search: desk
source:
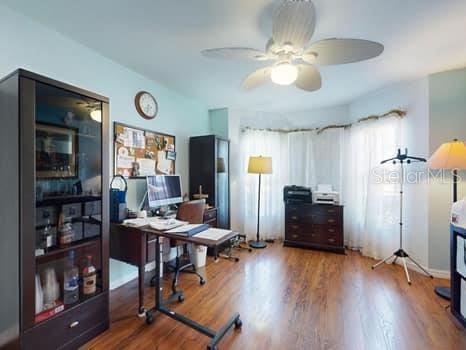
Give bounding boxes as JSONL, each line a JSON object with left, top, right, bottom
{"left": 111, "top": 210, "right": 220, "bottom": 311}
{"left": 110, "top": 224, "right": 242, "bottom": 349}
{"left": 110, "top": 223, "right": 239, "bottom": 314}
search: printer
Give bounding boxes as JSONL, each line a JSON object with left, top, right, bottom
{"left": 283, "top": 185, "right": 312, "bottom": 203}
{"left": 313, "top": 184, "right": 340, "bottom": 205}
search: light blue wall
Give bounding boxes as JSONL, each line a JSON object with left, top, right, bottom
{"left": 428, "top": 67, "right": 466, "bottom": 271}
{"left": 0, "top": 5, "right": 210, "bottom": 192}
{"left": 209, "top": 108, "right": 229, "bottom": 139}
{"left": 0, "top": 5, "right": 210, "bottom": 287}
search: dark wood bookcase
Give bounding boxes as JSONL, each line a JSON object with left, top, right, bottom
{"left": 189, "top": 135, "right": 230, "bottom": 229}
{"left": 451, "top": 225, "right": 466, "bottom": 327}
{"left": 0, "top": 69, "right": 109, "bottom": 349}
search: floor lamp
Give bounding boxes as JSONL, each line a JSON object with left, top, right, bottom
{"left": 428, "top": 139, "right": 466, "bottom": 300}
{"left": 248, "top": 156, "right": 272, "bottom": 249}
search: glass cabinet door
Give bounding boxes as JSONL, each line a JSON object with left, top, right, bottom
{"left": 216, "top": 138, "right": 230, "bottom": 229}
{"left": 33, "top": 82, "right": 103, "bottom": 324}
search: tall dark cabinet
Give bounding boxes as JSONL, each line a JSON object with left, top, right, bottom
{"left": 189, "top": 135, "right": 230, "bottom": 229}
{"left": 0, "top": 69, "right": 109, "bottom": 349}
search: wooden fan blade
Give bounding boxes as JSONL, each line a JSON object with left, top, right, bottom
{"left": 201, "top": 47, "right": 269, "bottom": 61}
{"left": 272, "top": 0, "right": 316, "bottom": 48}
{"left": 241, "top": 67, "right": 272, "bottom": 91}
{"left": 295, "top": 64, "right": 321, "bottom": 92}
{"left": 305, "top": 38, "right": 384, "bottom": 65}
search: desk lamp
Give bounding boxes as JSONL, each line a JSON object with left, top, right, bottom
{"left": 248, "top": 156, "right": 272, "bottom": 249}
{"left": 428, "top": 139, "right": 466, "bottom": 300}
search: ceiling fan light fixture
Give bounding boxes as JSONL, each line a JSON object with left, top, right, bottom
{"left": 90, "top": 109, "right": 102, "bottom": 123}
{"left": 271, "top": 62, "right": 298, "bottom": 85}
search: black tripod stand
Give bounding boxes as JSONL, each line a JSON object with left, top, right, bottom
{"left": 371, "top": 148, "right": 433, "bottom": 284}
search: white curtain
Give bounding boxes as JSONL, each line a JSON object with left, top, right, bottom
{"left": 237, "top": 130, "right": 289, "bottom": 240}
{"left": 237, "top": 128, "right": 344, "bottom": 240}
{"left": 343, "top": 117, "right": 402, "bottom": 258}
{"left": 238, "top": 117, "right": 402, "bottom": 259}
{"left": 288, "top": 129, "right": 344, "bottom": 191}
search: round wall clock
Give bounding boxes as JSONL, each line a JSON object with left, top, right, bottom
{"left": 135, "top": 91, "right": 158, "bottom": 119}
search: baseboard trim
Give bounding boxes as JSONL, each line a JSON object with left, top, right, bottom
{"left": 427, "top": 268, "right": 450, "bottom": 280}
{"left": 110, "top": 262, "right": 157, "bottom": 291}
{"left": 394, "top": 259, "right": 450, "bottom": 280}
{"left": 109, "top": 270, "right": 138, "bottom": 291}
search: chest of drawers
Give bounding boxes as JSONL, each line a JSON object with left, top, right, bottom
{"left": 284, "top": 203, "right": 344, "bottom": 254}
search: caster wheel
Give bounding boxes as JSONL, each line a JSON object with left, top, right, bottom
{"left": 200, "top": 278, "right": 206, "bottom": 285}
{"left": 371, "top": 266, "right": 374, "bottom": 270}
{"left": 178, "top": 294, "right": 185, "bottom": 302}
{"left": 146, "top": 311, "right": 154, "bottom": 325}
{"left": 207, "top": 346, "right": 218, "bottom": 350}
{"left": 248, "top": 248, "right": 252, "bottom": 252}
{"left": 235, "top": 257, "right": 240, "bottom": 262}
{"left": 234, "top": 318, "right": 242, "bottom": 329}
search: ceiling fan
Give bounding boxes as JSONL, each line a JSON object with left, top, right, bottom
{"left": 201, "top": 0, "right": 384, "bottom": 92}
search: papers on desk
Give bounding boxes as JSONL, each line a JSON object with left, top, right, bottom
{"left": 165, "top": 224, "right": 209, "bottom": 236}
{"left": 123, "top": 217, "right": 187, "bottom": 230}
{"left": 123, "top": 218, "right": 150, "bottom": 227}
{"left": 194, "top": 228, "right": 233, "bottom": 241}
{"left": 149, "top": 219, "right": 187, "bottom": 231}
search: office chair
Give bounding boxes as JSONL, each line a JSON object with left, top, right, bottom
{"left": 151, "top": 199, "right": 206, "bottom": 296}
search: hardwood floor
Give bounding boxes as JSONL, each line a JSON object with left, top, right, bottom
{"left": 83, "top": 244, "right": 466, "bottom": 350}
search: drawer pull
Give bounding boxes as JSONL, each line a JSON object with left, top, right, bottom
{"left": 328, "top": 238, "right": 335, "bottom": 243}
{"left": 328, "top": 229, "right": 335, "bottom": 233}
{"left": 69, "top": 321, "right": 80, "bottom": 328}
{"left": 291, "top": 225, "right": 299, "bottom": 229}
{"left": 328, "top": 219, "right": 335, "bottom": 223}
{"left": 291, "top": 216, "right": 298, "bottom": 220}
{"left": 292, "top": 234, "right": 299, "bottom": 239}
{"left": 328, "top": 209, "right": 335, "bottom": 213}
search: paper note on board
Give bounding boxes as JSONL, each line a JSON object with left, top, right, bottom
{"left": 123, "top": 127, "right": 145, "bottom": 149}
{"left": 137, "top": 158, "right": 156, "bottom": 176}
{"left": 117, "top": 155, "right": 134, "bottom": 169}
{"left": 157, "top": 150, "right": 171, "bottom": 174}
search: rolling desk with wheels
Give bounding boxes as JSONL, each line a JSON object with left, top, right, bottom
{"left": 111, "top": 224, "right": 242, "bottom": 349}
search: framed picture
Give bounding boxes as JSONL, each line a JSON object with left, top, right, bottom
{"left": 36, "top": 123, "right": 78, "bottom": 179}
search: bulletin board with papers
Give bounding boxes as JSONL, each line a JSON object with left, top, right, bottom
{"left": 114, "top": 122, "right": 176, "bottom": 178}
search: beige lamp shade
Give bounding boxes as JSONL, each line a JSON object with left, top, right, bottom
{"left": 248, "top": 156, "right": 272, "bottom": 174}
{"left": 427, "top": 139, "right": 466, "bottom": 169}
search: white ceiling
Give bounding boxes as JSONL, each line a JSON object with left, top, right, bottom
{"left": 3, "top": 0, "right": 466, "bottom": 113}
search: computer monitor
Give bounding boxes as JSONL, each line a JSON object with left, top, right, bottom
{"left": 146, "top": 175, "right": 183, "bottom": 208}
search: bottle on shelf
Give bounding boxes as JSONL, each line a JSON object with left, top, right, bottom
{"left": 63, "top": 251, "right": 79, "bottom": 305}
{"left": 35, "top": 273, "right": 44, "bottom": 315}
{"left": 41, "top": 217, "right": 53, "bottom": 252}
{"left": 42, "top": 267, "right": 60, "bottom": 309}
{"left": 82, "top": 255, "right": 97, "bottom": 296}
{"left": 58, "top": 211, "right": 74, "bottom": 246}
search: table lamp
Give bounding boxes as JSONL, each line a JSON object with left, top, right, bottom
{"left": 428, "top": 139, "right": 466, "bottom": 300}
{"left": 248, "top": 156, "right": 273, "bottom": 249}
